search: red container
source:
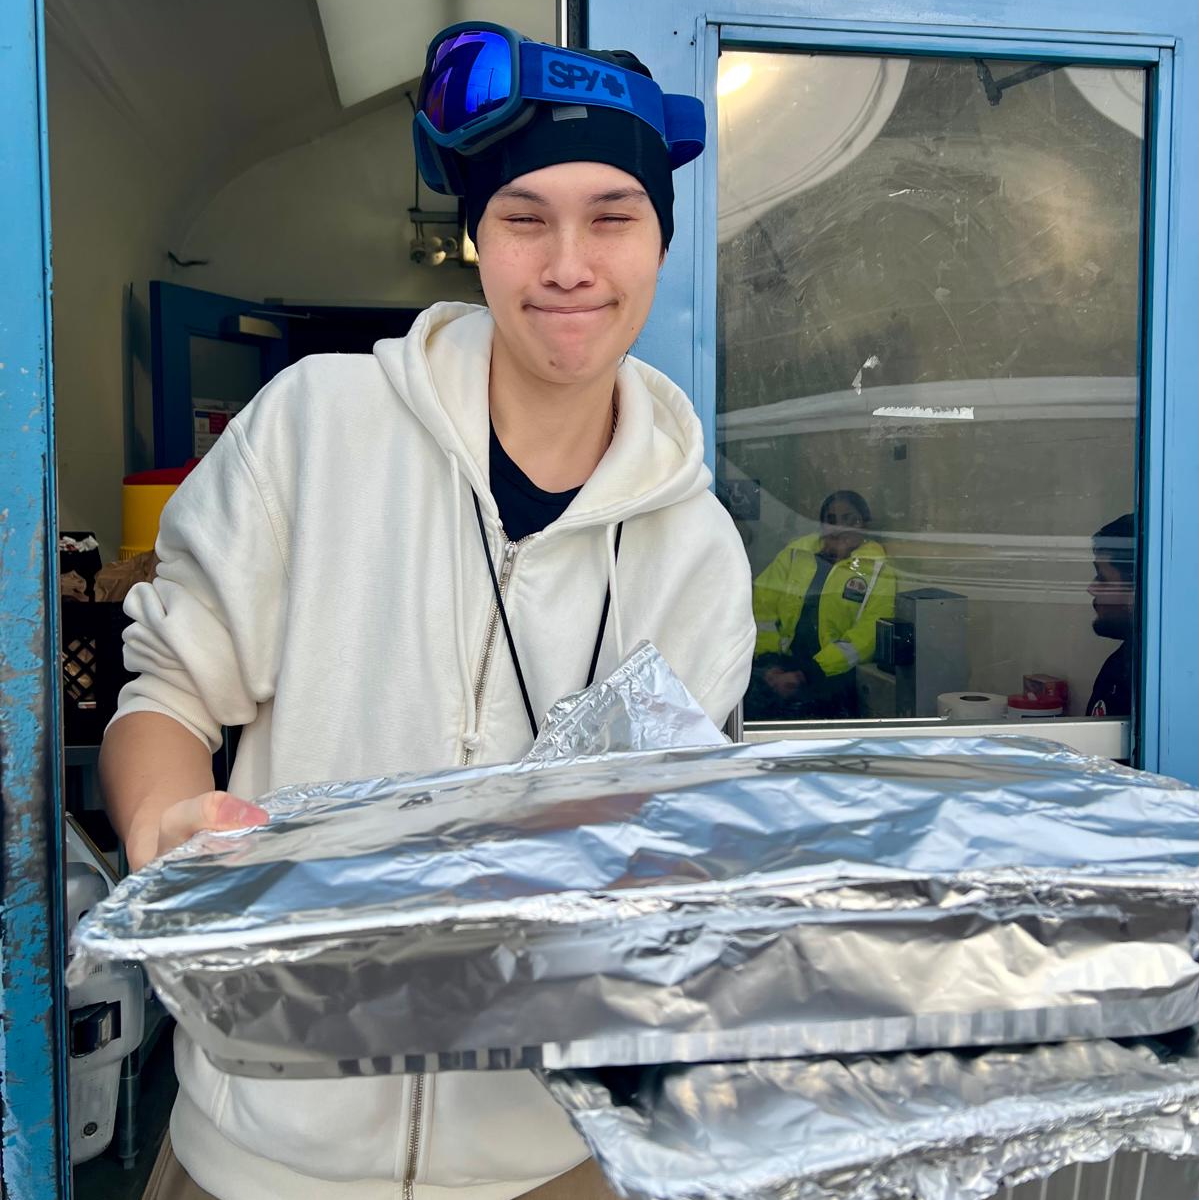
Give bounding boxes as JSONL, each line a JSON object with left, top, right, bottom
{"left": 1022, "top": 673, "right": 1069, "bottom": 708}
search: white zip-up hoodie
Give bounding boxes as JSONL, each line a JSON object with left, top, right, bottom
{"left": 116, "top": 301, "right": 754, "bottom": 1200}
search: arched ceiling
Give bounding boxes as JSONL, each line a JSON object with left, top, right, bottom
{"left": 45, "top": 0, "right": 555, "bottom": 236}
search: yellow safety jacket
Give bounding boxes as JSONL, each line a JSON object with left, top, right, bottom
{"left": 753, "top": 534, "right": 896, "bottom": 677}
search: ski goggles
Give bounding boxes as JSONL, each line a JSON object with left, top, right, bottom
{"left": 414, "top": 22, "right": 706, "bottom": 195}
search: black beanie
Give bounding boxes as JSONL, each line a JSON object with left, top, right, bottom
{"left": 460, "top": 50, "right": 675, "bottom": 248}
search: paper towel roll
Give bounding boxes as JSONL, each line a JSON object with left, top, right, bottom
{"left": 937, "top": 692, "right": 1009, "bottom": 720}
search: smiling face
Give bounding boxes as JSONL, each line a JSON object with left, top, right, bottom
{"left": 474, "top": 161, "right": 664, "bottom": 390}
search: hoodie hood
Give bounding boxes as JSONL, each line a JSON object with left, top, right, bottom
{"left": 372, "top": 302, "right": 712, "bottom": 529}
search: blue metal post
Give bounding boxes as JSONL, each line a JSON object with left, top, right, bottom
{"left": 0, "top": 0, "right": 71, "bottom": 1196}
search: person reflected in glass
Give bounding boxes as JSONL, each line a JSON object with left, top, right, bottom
{"left": 1086, "top": 513, "right": 1135, "bottom": 717}
{"left": 749, "top": 490, "right": 896, "bottom": 719}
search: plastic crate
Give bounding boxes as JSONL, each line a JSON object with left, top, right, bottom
{"left": 61, "top": 602, "right": 134, "bottom": 746}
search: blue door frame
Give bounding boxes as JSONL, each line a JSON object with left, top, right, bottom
{"left": 590, "top": 0, "right": 1199, "bottom": 784}
{"left": 0, "top": 0, "right": 70, "bottom": 1197}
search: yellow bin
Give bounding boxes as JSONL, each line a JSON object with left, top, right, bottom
{"left": 120, "top": 465, "right": 196, "bottom": 560}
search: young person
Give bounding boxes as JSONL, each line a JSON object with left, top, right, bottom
{"left": 100, "top": 24, "right": 754, "bottom": 1200}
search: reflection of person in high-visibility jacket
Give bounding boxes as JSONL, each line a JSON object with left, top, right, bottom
{"left": 749, "top": 490, "right": 896, "bottom": 719}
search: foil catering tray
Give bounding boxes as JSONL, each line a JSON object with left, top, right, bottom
{"left": 70, "top": 647, "right": 1199, "bottom": 1078}
{"left": 542, "top": 1032, "right": 1199, "bottom": 1200}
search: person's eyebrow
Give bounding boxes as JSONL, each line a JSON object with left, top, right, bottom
{"left": 491, "top": 185, "right": 650, "bottom": 206}
{"left": 589, "top": 187, "right": 649, "bottom": 204}
{"left": 492, "top": 185, "right": 549, "bottom": 204}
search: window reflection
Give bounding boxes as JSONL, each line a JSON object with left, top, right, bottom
{"left": 749, "top": 490, "right": 896, "bottom": 719}
{"left": 1086, "top": 514, "right": 1135, "bottom": 717}
{"left": 716, "top": 51, "right": 1144, "bottom": 723}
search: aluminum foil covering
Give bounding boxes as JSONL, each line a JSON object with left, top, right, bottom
{"left": 541, "top": 1032, "right": 1199, "bottom": 1200}
{"left": 525, "top": 641, "right": 725, "bottom": 761}
{"left": 70, "top": 645, "right": 1199, "bottom": 1078}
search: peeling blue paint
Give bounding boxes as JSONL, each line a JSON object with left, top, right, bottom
{"left": 0, "top": 0, "right": 70, "bottom": 1197}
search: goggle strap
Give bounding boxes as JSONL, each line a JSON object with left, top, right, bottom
{"left": 519, "top": 42, "right": 666, "bottom": 137}
{"left": 413, "top": 125, "right": 461, "bottom": 195}
{"left": 661, "top": 94, "right": 706, "bottom": 167}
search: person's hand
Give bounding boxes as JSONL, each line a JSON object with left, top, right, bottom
{"left": 763, "top": 667, "right": 806, "bottom": 698}
{"left": 126, "top": 791, "right": 268, "bottom": 872}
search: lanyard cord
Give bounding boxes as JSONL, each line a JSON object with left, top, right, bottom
{"left": 586, "top": 520, "right": 624, "bottom": 686}
{"left": 472, "top": 491, "right": 623, "bottom": 739}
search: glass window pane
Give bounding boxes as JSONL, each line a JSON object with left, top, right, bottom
{"left": 717, "top": 50, "right": 1144, "bottom": 726}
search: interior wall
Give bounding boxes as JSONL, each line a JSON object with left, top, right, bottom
{"left": 47, "top": 28, "right": 485, "bottom": 560}
{"left": 47, "top": 31, "right": 171, "bottom": 560}
{"left": 174, "top": 103, "right": 483, "bottom": 309}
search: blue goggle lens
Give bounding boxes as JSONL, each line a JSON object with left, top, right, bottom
{"left": 420, "top": 30, "right": 513, "bottom": 135}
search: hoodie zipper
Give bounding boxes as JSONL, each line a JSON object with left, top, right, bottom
{"left": 402, "top": 1073, "right": 424, "bottom": 1200}
{"left": 402, "top": 534, "right": 522, "bottom": 1198}
{"left": 463, "top": 535, "right": 530, "bottom": 768}
{"left": 463, "top": 535, "right": 524, "bottom": 767}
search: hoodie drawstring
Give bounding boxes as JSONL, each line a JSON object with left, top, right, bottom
{"left": 450, "top": 458, "right": 481, "bottom": 755}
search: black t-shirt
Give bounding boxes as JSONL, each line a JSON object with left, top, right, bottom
{"left": 489, "top": 423, "right": 580, "bottom": 542}
{"left": 1087, "top": 641, "right": 1131, "bottom": 717}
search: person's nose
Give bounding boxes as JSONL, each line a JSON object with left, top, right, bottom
{"left": 541, "top": 227, "right": 596, "bottom": 291}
